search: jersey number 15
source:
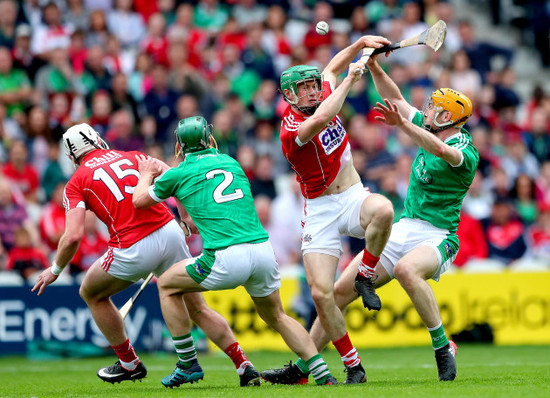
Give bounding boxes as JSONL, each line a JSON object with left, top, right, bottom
{"left": 93, "top": 159, "right": 139, "bottom": 202}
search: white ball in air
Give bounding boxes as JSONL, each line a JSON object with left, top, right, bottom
{"left": 316, "top": 21, "right": 329, "bottom": 36}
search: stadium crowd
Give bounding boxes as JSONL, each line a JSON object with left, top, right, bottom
{"left": 0, "top": 0, "right": 549, "bottom": 283}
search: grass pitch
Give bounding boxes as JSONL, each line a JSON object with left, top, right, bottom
{"left": 1, "top": 345, "right": 549, "bottom": 397}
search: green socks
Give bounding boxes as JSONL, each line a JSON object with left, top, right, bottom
{"left": 172, "top": 333, "right": 197, "bottom": 367}
{"left": 428, "top": 322, "right": 449, "bottom": 350}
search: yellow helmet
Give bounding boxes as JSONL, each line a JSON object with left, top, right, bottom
{"left": 423, "top": 88, "right": 472, "bottom": 133}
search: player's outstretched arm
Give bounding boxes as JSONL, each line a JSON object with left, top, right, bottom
{"left": 323, "top": 35, "right": 390, "bottom": 86}
{"left": 32, "top": 208, "right": 85, "bottom": 296}
{"left": 298, "top": 60, "right": 366, "bottom": 144}
{"left": 368, "top": 56, "right": 412, "bottom": 118}
{"left": 374, "top": 99, "right": 462, "bottom": 166}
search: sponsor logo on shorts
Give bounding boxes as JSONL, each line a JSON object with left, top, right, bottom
{"left": 302, "top": 234, "right": 312, "bottom": 243}
{"left": 444, "top": 242, "right": 453, "bottom": 257}
{"left": 195, "top": 263, "right": 205, "bottom": 275}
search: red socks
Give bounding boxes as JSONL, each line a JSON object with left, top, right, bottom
{"left": 358, "top": 249, "right": 379, "bottom": 278}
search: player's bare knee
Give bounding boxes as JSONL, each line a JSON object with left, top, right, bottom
{"left": 310, "top": 286, "right": 334, "bottom": 308}
{"left": 394, "top": 262, "right": 416, "bottom": 288}
{"left": 373, "top": 198, "right": 394, "bottom": 228}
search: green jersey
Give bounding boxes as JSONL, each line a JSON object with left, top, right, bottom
{"left": 151, "top": 148, "right": 268, "bottom": 250}
{"left": 402, "top": 112, "right": 479, "bottom": 233}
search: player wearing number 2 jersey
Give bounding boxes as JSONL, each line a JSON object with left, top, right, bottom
{"left": 134, "top": 116, "right": 338, "bottom": 386}
{"left": 32, "top": 123, "right": 262, "bottom": 388}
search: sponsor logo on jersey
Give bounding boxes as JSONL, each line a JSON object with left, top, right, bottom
{"left": 319, "top": 119, "right": 346, "bottom": 155}
{"left": 415, "top": 154, "right": 432, "bottom": 184}
{"left": 84, "top": 150, "right": 123, "bottom": 169}
{"left": 302, "top": 233, "right": 312, "bottom": 243}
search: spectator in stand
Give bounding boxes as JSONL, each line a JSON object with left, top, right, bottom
{"left": 526, "top": 201, "right": 550, "bottom": 262}
{"left": 193, "top": 0, "right": 229, "bottom": 33}
{"left": 0, "top": 178, "right": 35, "bottom": 253}
{"left": 510, "top": 174, "right": 538, "bottom": 225}
{"left": 25, "top": 105, "right": 58, "bottom": 173}
{"left": 157, "top": 0, "right": 175, "bottom": 26}
{"left": 39, "top": 181, "right": 66, "bottom": 253}
{"left": 449, "top": 50, "right": 481, "bottom": 101}
{"left": 235, "top": 144, "right": 255, "bottom": 181}
{"left": 65, "top": 0, "right": 90, "bottom": 32}
{"left": 0, "top": 0, "right": 18, "bottom": 49}
{"left": 303, "top": 2, "right": 333, "bottom": 58}
{"left": 232, "top": 0, "right": 267, "bottom": 28}
{"left": 109, "top": 72, "right": 140, "bottom": 125}
{"left": 261, "top": 5, "right": 291, "bottom": 76}
{"left": 105, "top": 109, "right": 144, "bottom": 153}
{"left": 463, "top": 170, "right": 494, "bottom": 220}
{"left": 128, "top": 52, "right": 153, "bottom": 102}
{"left": 241, "top": 23, "right": 276, "bottom": 82}
{"left": 6, "top": 226, "right": 49, "bottom": 279}
{"left": 0, "top": 102, "right": 24, "bottom": 161}
{"left": 523, "top": 106, "right": 550, "bottom": 165}
{"left": 86, "top": 9, "right": 109, "bottom": 48}
{"left": 536, "top": 160, "right": 550, "bottom": 204}
{"left": 141, "top": 12, "right": 169, "bottom": 67}
{"left": 143, "top": 63, "right": 178, "bottom": 141}
{"left": 349, "top": 6, "right": 377, "bottom": 44}
{"left": 166, "top": 42, "right": 207, "bottom": 100}
{"left": 41, "top": 140, "right": 67, "bottom": 201}
{"left": 31, "top": 2, "right": 73, "bottom": 57}
{"left": 0, "top": 46, "right": 32, "bottom": 118}
{"left": 250, "top": 154, "right": 276, "bottom": 200}
{"left": 167, "top": 3, "right": 207, "bottom": 69}
{"left": 68, "top": 29, "right": 87, "bottom": 75}
{"left": 84, "top": 45, "right": 113, "bottom": 94}
{"left": 482, "top": 196, "right": 527, "bottom": 264}
{"left": 250, "top": 80, "right": 278, "bottom": 121}
{"left": 225, "top": 92, "right": 254, "bottom": 139}
{"left": 139, "top": 116, "right": 158, "bottom": 150}
{"left": 2, "top": 140, "right": 39, "bottom": 203}
{"left": 458, "top": 19, "right": 513, "bottom": 83}
{"left": 107, "top": 0, "right": 146, "bottom": 50}
{"left": 70, "top": 211, "right": 108, "bottom": 275}
{"left": 11, "top": 24, "right": 46, "bottom": 83}
{"left": 454, "top": 210, "right": 489, "bottom": 267}
{"left": 212, "top": 108, "right": 238, "bottom": 157}
{"left": 88, "top": 90, "right": 112, "bottom": 135}
{"left": 501, "top": 136, "right": 539, "bottom": 182}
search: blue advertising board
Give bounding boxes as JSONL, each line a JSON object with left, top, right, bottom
{"left": 0, "top": 284, "right": 166, "bottom": 355}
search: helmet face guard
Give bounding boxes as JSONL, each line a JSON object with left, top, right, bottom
{"left": 280, "top": 65, "right": 324, "bottom": 115}
{"left": 175, "top": 116, "right": 214, "bottom": 159}
{"left": 421, "top": 88, "right": 472, "bottom": 134}
{"left": 63, "top": 123, "right": 109, "bottom": 169}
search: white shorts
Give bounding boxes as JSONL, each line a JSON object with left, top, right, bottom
{"left": 99, "top": 220, "right": 190, "bottom": 282}
{"left": 186, "top": 240, "right": 281, "bottom": 298}
{"left": 301, "top": 183, "right": 371, "bottom": 257}
{"left": 379, "top": 218, "right": 458, "bottom": 282}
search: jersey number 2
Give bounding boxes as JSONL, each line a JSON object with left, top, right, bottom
{"left": 205, "top": 169, "right": 244, "bottom": 204}
{"left": 93, "top": 159, "right": 140, "bottom": 202}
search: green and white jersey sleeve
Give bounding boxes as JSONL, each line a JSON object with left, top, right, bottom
{"left": 401, "top": 110, "right": 479, "bottom": 233}
{"left": 151, "top": 148, "right": 268, "bottom": 250}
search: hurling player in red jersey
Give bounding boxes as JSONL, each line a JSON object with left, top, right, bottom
{"left": 264, "top": 36, "right": 395, "bottom": 385}
{"left": 32, "top": 124, "right": 260, "bottom": 387}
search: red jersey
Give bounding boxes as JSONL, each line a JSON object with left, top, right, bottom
{"left": 63, "top": 149, "right": 174, "bottom": 248}
{"left": 280, "top": 81, "right": 351, "bottom": 199}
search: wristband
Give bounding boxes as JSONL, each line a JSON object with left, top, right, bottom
{"left": 180, "top": 221, "right": 191, "bottom": 237}
{"left": 51, "top": 261, "right": 64, "bottom": 275}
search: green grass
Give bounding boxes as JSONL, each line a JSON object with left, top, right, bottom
{"left": 1, "top": 345, "right": 549, "bottom": 397}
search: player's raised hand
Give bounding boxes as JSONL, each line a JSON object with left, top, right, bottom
{"left": 374, "top": 99, "right": 405, "bottom": 127}
{"left": 349, "top": 60, "right": 367, "bottom": 81}
{"left": 138, "top": 156, "right": 162, "bottom": 177}
{"left": 31, "top": 268, "right": 59, "bottom": 296}
{"left": 358, "top": 35, "right": 391, "bottom": 49}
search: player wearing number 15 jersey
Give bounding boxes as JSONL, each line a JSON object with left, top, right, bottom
{"left": 31, "top": 123, "right": 261, "bottom": 388}
{"left": 133, "top": 116, "right": 338, "bottom": 386}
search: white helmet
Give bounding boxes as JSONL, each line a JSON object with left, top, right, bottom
{"left": 63, "top": 123, "right": 109, "bottom": 168}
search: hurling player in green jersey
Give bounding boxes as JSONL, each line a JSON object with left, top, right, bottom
{"left": 133, "top": 116, "right": 337, "bottom": 386}
{"left": 295, "top": 55, "right": 479, "bottom": 382}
